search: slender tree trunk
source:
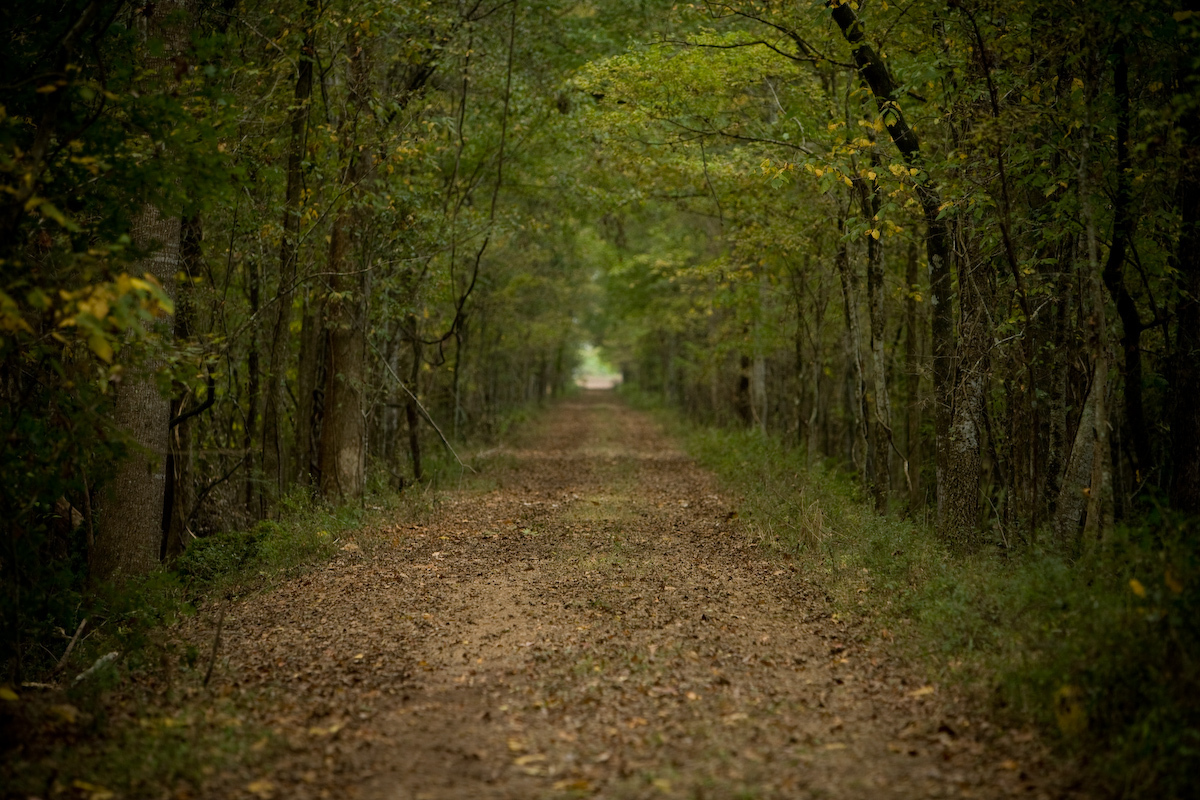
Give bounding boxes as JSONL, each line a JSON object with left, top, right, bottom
{"left": 262, "top": 0, "right": 316, "bottom": 509}
{"left": 827, "top": 2, "right": 957, "bottom": 540}
{"left": 1101, "top": 39, "right": 1152, "bottom": 484}
{"left": 862, "top": 167, "right": 891, "bottom": 512}
{"left": 244, "top": 256, "right": 261, "bottom": 516}
{"left": 406, "top": 315, "right": 424, "bottom": 483}
{"left": 904, "top": 240, "right": 923, "bottom": 515}
{"left": 834, "top": 211, "right": 870, "bottom": 486}
{"left": 1170, "top": 45, "right": 1200, "bottom": 513}
{"left": 1080, "top": 76, "right": 1114, "bottom": 542}
{"left": 164, "top": 214, "right": 202, "bottom": 560}
{"left": 295, "top": 289, "right": 324, "bottom": 486}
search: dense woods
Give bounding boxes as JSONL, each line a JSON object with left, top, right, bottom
{"left": 2, "top": 0, "right": 1200, "bottom": 793}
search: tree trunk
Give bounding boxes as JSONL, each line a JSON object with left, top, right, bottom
{"left": 93, "top": 0, "right": 189, "bottom": 581}
{"left": 94, "top": 204, "right": 179, "bottom": 580}
{"left": 862, "top": 166, "right": 891, "bottom": 512}
{"left": 834, "top": 211, "right": 870, "bottom": 486}
{"left": 904, "top": 240, "right": 922, "bottom": 515}
{"left": 827, "top": 1, "right": 957, "bottom": 540}
{"left": 317, "top": 34, "right": 371, "bottom": 502}
{"left": 1171, "top": 56, "right": 1200, "bottom": 513}
{"left": 164, "top": 214, "right": 202, "bottom": 561}
{"left": 262, "top": 0, "right": 316, "bottom": 509}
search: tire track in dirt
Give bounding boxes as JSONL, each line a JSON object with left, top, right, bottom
{"left": 194, "top": 392, "right": 1085, "bottom": 800}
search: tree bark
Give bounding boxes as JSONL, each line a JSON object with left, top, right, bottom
{"left": 262, "top": 0, "right": 316, "bottom": 509}
{"left": 93, "top": 0, "right": 190, "bottom": 581}
{"left": 861, "top": 166, "right": 891, "bottom": 511}
{"left": 904, "top": 240, "right": 923, "bottom": 515}
{"left": 1171, "top": 118, "right": 1200, "bottom": 513}
{"left": 827, "top": 0, "right": 959, "bottom": 540}
{"left": 1101, "top": 39, "right": 1152, "bottom": 482}
{"left": 94, "top": 203, "right": 180, "bottom": 580}
{"left": 317, "top": 33, "right": 371, "bottom": 502}
{"left": 163, "top": 214, "right": 202, "bottom": 561}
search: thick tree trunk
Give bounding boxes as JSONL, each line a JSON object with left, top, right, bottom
{"left": 317, "top": 204, "right": 367, "bottom": 501}
{"left": 92, "top": 0, "right": 189, "bottom": 580}
{"left": 316, "top": 34, "right": 370, "bottom": 502}
{"left": 262, "top": 0, "right": 316, "bottom": 509}
{"left": 94, "top": 204, "right": 179, "bottom": 580}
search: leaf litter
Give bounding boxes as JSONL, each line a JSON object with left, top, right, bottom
{"left": 178, "top": 393, "right": 1087, "bottom": 800}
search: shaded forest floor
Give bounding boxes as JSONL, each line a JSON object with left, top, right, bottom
{"left": 165, "top": 391, "right": 1087, "bottom": 800}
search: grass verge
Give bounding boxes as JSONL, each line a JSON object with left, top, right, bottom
{"left": 627, "top": 390, "right": 1200, "bottom": 799}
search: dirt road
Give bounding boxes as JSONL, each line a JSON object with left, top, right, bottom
{"left": 197, "top": 392, "right": 1081, "bottom": 799}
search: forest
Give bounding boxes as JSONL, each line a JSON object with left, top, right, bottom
{"left": 2, "top": 0, "right": 1199, "bottom": 796}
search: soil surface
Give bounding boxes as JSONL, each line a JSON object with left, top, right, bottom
{"left": 190, "top": 392, "right": 1085, "bottom": 800}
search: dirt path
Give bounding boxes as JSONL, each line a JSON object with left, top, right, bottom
{"left": 195, "top": 393, "right": 1082, "bottom": 800}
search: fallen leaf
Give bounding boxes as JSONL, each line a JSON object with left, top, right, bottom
{"left": 514, "top": 753, "right": 546, "bottom": 766}
{"left": 247, "top": 779, "right": 276, "bottom": 798}
{"left": 553, "top": 779, "right": 592, "bottom": 791}
{"left": 50, "top": 703, "right": 80, "bottom": 723}
{"left": 507, "top": 737, "right": 526, "bottom": 752}
{"left": 907, "top": 685, "right": 935, "bottom": 698}
{"left": 72, "top": 780, "right": 115, "bottom": 800}
{"left": 824, "top": 742, "right": 847, "bottom": 750}
{"left": 1000, "top": 760, "right": 1019, "bottom": 771}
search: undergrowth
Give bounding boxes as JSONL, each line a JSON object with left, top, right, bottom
{"left": 0, "top": 484, "right": 432, "bottom": 799}
{"left": 629, "top": 390, "right": 1200, "bottom": 800}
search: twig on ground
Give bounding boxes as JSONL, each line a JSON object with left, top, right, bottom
{"left": 203, "top": 601, "right": 227, "bottom": 688}
{"left": 52, "top": 617, "right": 88, "bottom": 675}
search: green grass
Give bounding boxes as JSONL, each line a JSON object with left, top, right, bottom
{"left": 624, "top": 389, "right": 1200, "bottom": 799}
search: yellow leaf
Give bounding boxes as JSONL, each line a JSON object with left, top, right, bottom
{"left": 1165, "top": 568, "right": 1184, "bottom": 595}
{"left": 88, "top": 333, "right": 113, "bottom": 363}
{"left": 871, "top": 229, "right": 880, "bottom": 240}
{"left": 71, "top": 781, "right": 114, "bottom": 800}
{"left": 1174, "top": 10, "right": 1194, "bottom": 21}
{"left": 907, "top": 685, "right": 935, "bottom": 698}
{"left": 867, "top": 170, "right": 876, "bottom": 180}
{"left": 50, "top": 704, "right": 80, "bottom": 723}
{"left": 507, "top": 737, "right": 526, "bottom": 752}
{"left": 1129, "top": 579, "right": 1146, "bottom": 598}
{"left": 247, "top": 779, "right": 276, "bottom": 799}
{"left": 513, "top": 753, "right": 546, "bottom": 766}
{"left": 1054, "top": 685, "right": 1087, "bottom": 737}
{"left": 652, "top": 777, "right": 672, "bottom": 791}
{"left": 553, "top": 779, "right": 592, "bottom": 791}
{"left": 0, "top": 686, "right": 17, "bottom": 701}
